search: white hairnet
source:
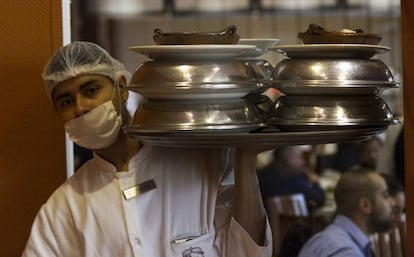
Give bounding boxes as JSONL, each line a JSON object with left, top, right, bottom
{"left": 42, "top": 41, "right": 131, "bottom": 99}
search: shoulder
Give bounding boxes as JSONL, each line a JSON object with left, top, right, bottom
{"left": 307, "top": 223, "right": 349, "bottom": 243}
{"left": 299, "top": 224, "right": 360, "bottom": 257}
{"left": 42, "top": 157, "right": 117, "bottom": 211}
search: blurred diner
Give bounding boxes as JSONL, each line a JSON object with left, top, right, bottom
{"left": 258, "top": 145, "right": 326, "bottom": 211}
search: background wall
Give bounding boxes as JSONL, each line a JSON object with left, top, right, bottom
{"left": 0, "top": 1, "right": 66, "bottom": 256}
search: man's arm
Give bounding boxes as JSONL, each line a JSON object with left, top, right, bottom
{"left": 232, "top": 148, "right": 267, "bottom": 245}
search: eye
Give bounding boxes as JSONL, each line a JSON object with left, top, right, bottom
{"left": 56, "top": 96, "right": 74, "bottom": 110}
{"left": 84, "top": 85, "right": 100, "bottom": 97}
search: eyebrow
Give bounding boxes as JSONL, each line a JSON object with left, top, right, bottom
{"left": 53, "top": 79, "right": 99, "bottom": 103}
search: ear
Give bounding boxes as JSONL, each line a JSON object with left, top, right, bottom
{"left": 117, "top": 76, "right": 129, "bottom": 101}
{"left": 358, "top": 197, "right": 372, "bottom": 215}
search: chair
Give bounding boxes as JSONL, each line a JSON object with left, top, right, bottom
{"left": 389, "top": 225, "right": 404, "bottom": 257}
{"left": 265, "top": 194, "right": 309, "bottom": 257}
{"left": 265, "top": 193, "right": 330, "bottom": 257}
{"left": 269, "top": 193, "right": 309, "bottom": 216}
{"left": 398, "top": 215, "right": 406, "bottom": 256}
{"left": 371, "top": 232, "right": 392, "bottom": 257}
{"left": 370, "top": 218, "right": 406, "bottom": 257}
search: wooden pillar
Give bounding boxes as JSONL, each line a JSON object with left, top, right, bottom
{"left": 0, "top": 1, "right": 66, "bottom": 255}
{"left": 401, "top": 0, "right": 413, "bottom": 255}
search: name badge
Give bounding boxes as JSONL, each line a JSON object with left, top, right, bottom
{"left": 122, "top": 179, "right": 157, "bottom": 200}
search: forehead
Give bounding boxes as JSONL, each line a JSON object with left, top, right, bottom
{"left": 52, "top": 74, "right": 112, "bottom": 99}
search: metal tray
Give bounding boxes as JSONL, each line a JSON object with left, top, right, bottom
{"left": 124, "top": 127, "right": 386, "bottom": 147}
{"left": 270, "top": 119, "right": 399, "bottom": 132}
{"left": 271, "top": 82, "right": 398, "bottom": 95}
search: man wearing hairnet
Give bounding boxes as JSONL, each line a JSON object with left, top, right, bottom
{"left": 22, "top": 41, "right": 272, "bottom": 257}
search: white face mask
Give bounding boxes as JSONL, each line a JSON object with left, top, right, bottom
{"left": 64, "top": 100, "right": 123, "bottom": 149}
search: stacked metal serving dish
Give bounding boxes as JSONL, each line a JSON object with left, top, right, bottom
{"left": 126, "top": 44, "right": 275, "bottom": 133}
{"left": 124, "top": 25, "right": 398, "bottom": 147}
{"left": 267, "top": 24, "right": 399, "bottom": 132}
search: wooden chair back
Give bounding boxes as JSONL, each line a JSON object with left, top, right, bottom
{"left": 370, "top": 218, "right": 406, "bottom": 257}
{"left": 265, "top": 194, "right": 309, "bottom": 257}
{"left": 267, "top": 193, "right": 309, "bottom": 216}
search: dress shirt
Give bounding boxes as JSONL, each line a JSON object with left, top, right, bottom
{"left": 298, "top": 215, "right": 371, "bottom": 257}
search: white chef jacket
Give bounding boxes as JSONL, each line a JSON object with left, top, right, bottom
{"left": 22, "top": 145, "right": 271, "bottom": 257}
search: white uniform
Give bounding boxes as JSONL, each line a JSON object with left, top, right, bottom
{"left": 22, "top": 145, "right": 271, "bottom": 257}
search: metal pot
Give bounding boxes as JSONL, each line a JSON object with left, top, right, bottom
{"left": 129, "top": 98, "right": 264, "bottom": 133}
{"left": 129, "top": 60, "right": 264, "bottom": 100}
{"left": 271, "top": 58, "right": 395, "bottom": 84}
{"left": 267, "top": 95, "right": 397, "bottom": 131}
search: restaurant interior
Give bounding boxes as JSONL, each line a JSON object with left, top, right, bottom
{"left": 69, "top": 0, "right": 404, "bottom": 256}
{"left": 1, "top": 0, "right": 413, "bottom": 256}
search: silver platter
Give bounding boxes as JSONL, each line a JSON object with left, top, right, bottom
{"left": 128, "top": 83, "right": 258, "bottom": 100}
{"left": 127, "top": 123, "right": 265, "bottom": 134}
{"left": 269, "top": 44, "right": 390, "bottom": 59}
{"left": 269, "top": 119, "right": 399, "bottom": 132}
{"left": 124, "top": 127, "right": 386, "bottom": 147}
{"left": 271, "top": 82, "right": 399, "bottom": 95}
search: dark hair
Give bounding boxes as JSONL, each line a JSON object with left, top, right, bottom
{"left": 359, "top": 136, "right": 383, "bottom": 153}
{"left": 334, "top": 168, "right": 378, "bottom": 215}
{"left": 381, "top": 173, "right": 404, "bottom": 196}
{"left": 273, "top": 146, "right": 300, "bottom": 161}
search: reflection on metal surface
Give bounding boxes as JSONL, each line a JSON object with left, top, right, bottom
{"left": 268, "top": 95, "right": 397, "bottom": 130}
{"left": 130, "top": 99, "right": 264, "bottom": 133}
{"left": 272, "top": 58, "right": 395, "bottom": 83}
{"left": 124, "top": 127, "right": 388, "bottom": 147}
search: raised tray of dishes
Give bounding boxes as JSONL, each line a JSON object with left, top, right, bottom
{"left": 124, "top": 127, "right": 386, "bottom": 147}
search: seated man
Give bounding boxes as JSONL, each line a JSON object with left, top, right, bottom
{"left": 354, "top": 136, "right": 384, "bottom": 170}
{"left": 381, "top": 173, "right": 405, "bottom": 225}
{"left": 258, "top": 146, "right": 325, "bottom": 210}
{"left": 298, "top": 168, "right": 397, "bottom": 257}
